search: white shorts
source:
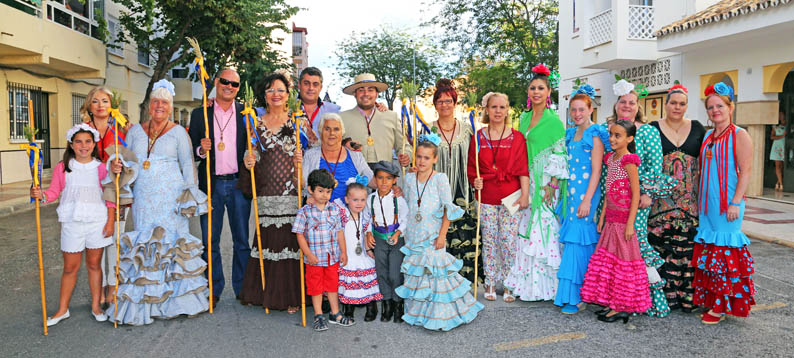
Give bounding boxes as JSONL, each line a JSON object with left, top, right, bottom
{"left": 61, "top": 221, "right": 112, "bottom": 253}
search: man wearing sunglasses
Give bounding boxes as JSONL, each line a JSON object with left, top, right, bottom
{"left": 188, "top": 68, "right": 251, "bottom": 310}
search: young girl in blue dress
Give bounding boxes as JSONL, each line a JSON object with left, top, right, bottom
{"left": 555, "top": 88, "right": 610, "bottom": 314}
{"left": 395, "top": 134, "right": 484, "bottom": 331}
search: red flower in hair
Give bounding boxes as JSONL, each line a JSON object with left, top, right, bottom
{"left": 669, "top": 84, "right": 688, "bottom": 93}
{"left": 531, "top": 64, "right": 551, "bottom": 76}
{"left": 704, "top": 85, "right": 716, "bottom": 97}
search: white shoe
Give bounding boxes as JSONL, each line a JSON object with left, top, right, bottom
{"left": 92, "top": 310, "right": 108, "bottom": 322}
{"left": 46, "top": 310, "right": 70, "bottom": 327}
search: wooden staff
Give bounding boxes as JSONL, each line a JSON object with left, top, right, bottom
{"left": 243, "top": 112, "right": 268, "bottom": 314}
{"left": 113, "top": 114, "right": 121, "bottom": 328}
{"left": 28, "top": 99, "right": 48, "bottom": 336}
{"left": 473, "top": 109, "right": 481, "bottom": 299}
{"left": 200, "top": 73, "right": 214, "bottom": 314}
{"left": 295, "top": 113, "right": 306, "bottom": 327}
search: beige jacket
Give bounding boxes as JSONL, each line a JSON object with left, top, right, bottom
{"left": 339, "top": 107, "right": 411, "bottom": 163}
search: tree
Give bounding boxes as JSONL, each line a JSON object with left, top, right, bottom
{"left": 432, "top": 0, "right": 559, "bottom": 105}
{"left": 334, "top": 26, "right": 444, "bottom": 109}
{"left": 114, "top": 0, "right": 298, "bottom": 120}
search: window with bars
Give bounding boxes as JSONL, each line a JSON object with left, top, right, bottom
{"left": 72, "top": 93, "right": 86, "bottom": 125}
{"left": 7, "top": 82, "right": 48, "bottom": 141}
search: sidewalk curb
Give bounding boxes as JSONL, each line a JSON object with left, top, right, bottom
{"left": 744, "top": 231, "right": 794, "bottom": 249}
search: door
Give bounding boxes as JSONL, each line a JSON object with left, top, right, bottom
{"left": 782, "top": 94, "right": 794, "bottom": 191}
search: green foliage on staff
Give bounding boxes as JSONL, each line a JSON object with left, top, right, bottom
{"left": 335, "top": 26, "right": 443, "bottom": 110}
{"left": 23, "top": 126, "right": 38, "bottom": 143}
{"left": 399, "top": 81, "right": 418, "bottom": 101}
{"left": 113, "top": 0, "right": 298, "bottom": 120}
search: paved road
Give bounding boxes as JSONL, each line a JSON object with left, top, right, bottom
{"left": 2, "top": 205, "right": 793, "bottom": 357}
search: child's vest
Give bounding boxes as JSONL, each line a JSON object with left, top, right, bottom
{"left": 370, "top": 194, "right": 400, "bottom": 241}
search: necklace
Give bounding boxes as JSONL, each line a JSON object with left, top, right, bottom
{"left": 705, "top": 124, "right": 732, "bottom": 160}
{"left": 357, "top": 107, "right": 376, "bottom": 146}
{"left": 437, "top": 119, "right": 456, "bottom": 160}
{"left": 350, "top": 211, "right": 363, "bottom": 255}
{"left": 144, "top": 119, "right": 169, "bottom": 170}
{"left": 214, "top": 104, "right": 235, "bottom": 151}
{"left": 321, "top": 147, "right": 343, "bottom": 178}
{"left": 484, "top": 124, "right": 507, "bottom": 170}
{"left": 414, "top": 171, "right": 435, "bottom": 222}
{"left": 90, "top": 119, "right": 110, "bottom": 161}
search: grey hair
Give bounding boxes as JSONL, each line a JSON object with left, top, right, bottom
{"left": 150, "top": 87, "right": 174, "bottom": 107}
{"left": 318, "top": 112, "right": 345, "bottom": 136}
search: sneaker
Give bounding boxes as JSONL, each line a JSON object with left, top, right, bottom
{"left": 328, "top": 311, "right": 355, "bottom": 327}
{"left": 313, "top": 314, "right": 328, "bottom": 332}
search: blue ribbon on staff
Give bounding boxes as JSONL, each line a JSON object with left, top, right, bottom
{"left": 467, "top": 107, "right": 480, "bottom": 151}
{"left": 412, "top": 102, "right": 431, "bottom": 134}
{"left": 19, "top": 142, "right": 43, "bottom": 203}
{"left": 401, "top": 102, "right": 413, "bottom": 143}
{"left": 240, "top": 108, "right": 265, "bottom": 152}
{"left": 108, "top": 116, "right": 128, "bottom": 147}
{"left": 292, "top": 118, "right": 309, "bottom": 150}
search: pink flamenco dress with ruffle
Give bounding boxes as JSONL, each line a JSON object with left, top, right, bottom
{"left": 580, "top": 152, "right": 651, "bottom": 313}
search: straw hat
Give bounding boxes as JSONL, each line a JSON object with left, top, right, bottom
{"left": 342, "top": 73, "right": 388, "bottom": 95}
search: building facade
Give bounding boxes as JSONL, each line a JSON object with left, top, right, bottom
{"left": 0, "top": 0, "right": 203, "bottom": 184}
{"left": 559, "top": 0, "right": 794, "bottom": 195}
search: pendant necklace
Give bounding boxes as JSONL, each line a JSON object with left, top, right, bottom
{"left": 705, "top": 124, "right": 732, "bottom": 161}
{"left": 215, "top": 106, "right": 234, "bottom": 151}
{"left": 414, "top": 171, "right": 435, "bottom": 222}
{"left": 438, "top": 120, "right": 456, "bottom": 161}
{"left": 351, "top": 211, "right": 363, "bottom": 255}
{"left": 357, "top": 107, "right": 376, "bottom": 146}
{"left": 483, "top": 124, "right": 507, "bottom": 170}
{"left": 144, "top": 119, "right": 169, "bottom": 170}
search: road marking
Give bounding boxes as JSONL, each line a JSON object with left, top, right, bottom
{"left": 493, "top": 332, "right": 586, "bottom": 351}
{"left": 751, "top": 302, "right": 787, "bottom": 312}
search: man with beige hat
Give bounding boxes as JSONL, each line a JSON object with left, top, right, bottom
{"left": 339, "top": 73, "right": 411, "bottom": 168}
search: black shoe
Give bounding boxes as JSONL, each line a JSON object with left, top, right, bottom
{"left": 343, "top": 304, "right": 356, "bottom": 319}
{"left": 393, "top": 300, "right": 404, "bottom": 323}
{"left": 597, "top": 311, "right": 630, "bottom": 324}
{"left": 364, "top": 301, "right": 378, "bottom": 322}
{"left": 380, "top": 300, "right": 393, "bottom": 322}
{"left": 211, "top": 295, "right": 220, "bottom": 310}
{"left": 594, "top": 306, "right": 610, "bottom": 316}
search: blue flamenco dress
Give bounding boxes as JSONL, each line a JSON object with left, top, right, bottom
{"left": 395, "top": 172, "right": 484, "bottom": 331}
{"left": 106, "top": 124, "right": 210, "bottom": 325}
{"left": 692, "top": 125, "right": 755, "bottom": 317}
{"left": 554, "top": 124, "right": 610, "bottom": 310}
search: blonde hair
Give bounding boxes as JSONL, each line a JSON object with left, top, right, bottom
{"left": 319, "top": 112, "right": 345, "bottom": 136}
{"left": 607, "top": 90, "right": 646, "bottom": 124}
{"left": 80, "top": 86, "right": 114, "bottom": 123}
{"left": 480, "top": 92, "right": 509, "bottom": 124}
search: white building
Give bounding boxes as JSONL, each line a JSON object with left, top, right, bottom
{"left": 559, "top": 0, "right": 794, "bottom": 195}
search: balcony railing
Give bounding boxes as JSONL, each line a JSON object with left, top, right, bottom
{"left": 628, "top": 5, "right": 655, "bottom": 40}
{"left": 2, "top": 0, "right": 43, "bottom": 17}
{"left": 45, "top": 0, "right": 103, "bottom": 40}
{"left": 588, "top": 9, "right": 613, "bottom": 48}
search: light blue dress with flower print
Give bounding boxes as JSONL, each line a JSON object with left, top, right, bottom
{"left": 395, "top": 171, "right": 484, "bottom": 331}
{"left": 554, "top": 124, "right": 610, "bottom": 308}
{"left": 106, "top": 124, "right": 209, "bottom": 325}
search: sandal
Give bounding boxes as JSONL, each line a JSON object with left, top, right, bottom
{"left": 328, "top": 311, "right": 355, "bottom": 327}
{"left": 287, "top": 306, "right": 299, "bottom": 314}
{"left": 503, "top": 289, "right": 515, "bottom": 303}
{"left": 484, "top": 285, "right": 497, "bottom": 301}
{"left": 312, "top": 314, "right": 328, "bottom": 331}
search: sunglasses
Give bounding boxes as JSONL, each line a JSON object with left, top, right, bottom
{"left": 218, "top": 77, "right": 240, "bottom": 88}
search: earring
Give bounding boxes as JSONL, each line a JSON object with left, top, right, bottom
{"left": 526, "top": 97, "right": 531, "bottom": 110}
{"left": 546, "top": 96, "right": 551, "bottom": 109}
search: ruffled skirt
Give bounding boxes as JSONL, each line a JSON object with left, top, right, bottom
{"left": 580, "top": 221, "right": 651, "bottom": 313}
{"left": 395, "top": 246, "right": 484, "bottom": 331}
{"left": 106, "top": 226, "right": 209, "bottom": 325}
{"left": 239, "top": 224, "right": 301, "bottom": 310}
{"left": 554, "top": 218, "right": 598, "bottom": 307}
{"left": 691, "top": 243, "right": 755, "bottom": 317}
{"left": 339, "top": 266, "right": 383, "bottom": 304}
{"left": 504, "top": 207, "right": 561, "bottom": 301}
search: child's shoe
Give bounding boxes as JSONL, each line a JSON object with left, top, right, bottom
{"left": 313, "top": 314, "right": 328, "bottom": 331}
{"left": 364, "top": 301, "right": 378, "bottom": 322}
{"left": 393, "top": 300, "right": 404, "bottom": 323}
{"left": 343, "top": 303, "right": 356, "bottom": 319}
{"left": 329, "top": 311, "right": 355, "bottom": 327}
{"left": 380, "top": 300, "right": 393, "bottom": 322}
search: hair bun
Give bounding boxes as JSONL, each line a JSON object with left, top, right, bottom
{"left": 435, "top": 78, "right": 455, "bottom": 91}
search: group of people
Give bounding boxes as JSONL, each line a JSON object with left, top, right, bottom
{"left": 31, "top": 63, "right": 755, "bottom": 332}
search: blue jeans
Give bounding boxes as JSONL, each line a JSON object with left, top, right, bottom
{"left": 200, "top": 177, "right": 251, "bottom": 297}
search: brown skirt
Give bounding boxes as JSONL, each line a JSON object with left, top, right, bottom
{"left": 239, "top": 223, "right": 301, "bottom": 310}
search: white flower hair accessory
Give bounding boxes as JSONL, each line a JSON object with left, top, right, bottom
{"left": 66, "top": 123, "right": 100, "bottom": 143}
{"left": 612, "top": 79, "right": 635, "bottom": 97}
{"left": 153, "top": 79, "right": 176, "bottom": 96}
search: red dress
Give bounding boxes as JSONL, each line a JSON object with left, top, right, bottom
{"left": 466, "top": 128, "right": 529, "bottom": 205}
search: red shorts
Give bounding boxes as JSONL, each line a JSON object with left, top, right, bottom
{"left": 305, "top": 262, "right": 339, "bottom": 296}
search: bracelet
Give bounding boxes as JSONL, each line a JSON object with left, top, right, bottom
{"left": 729, "top": 201, "right": 741, "bottom": 207}
{"left": 366, "top": 249, "right": 374, "bottom": 252}
{"left": 548, "top": 182, "right": 559, "bottom": 189}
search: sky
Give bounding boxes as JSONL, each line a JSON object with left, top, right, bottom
{"left": 287, "top": 0, "right": 441, "bottom": 109}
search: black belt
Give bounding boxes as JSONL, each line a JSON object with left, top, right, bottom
{"left": 215, "top": 174, "right": 238, "bottom": 180}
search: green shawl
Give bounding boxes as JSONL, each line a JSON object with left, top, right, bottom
{"left": 518, "top": 108, "right": 568, "bottom": 243}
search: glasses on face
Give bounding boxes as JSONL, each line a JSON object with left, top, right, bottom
{"left": 218, "top": 78, "right": 240, "bottom": 88}
{"left": 436, "top": 99, "right": 454, "bottom": 106}
{"left": 266, "top": 88, "right": 287, "bottom": 95}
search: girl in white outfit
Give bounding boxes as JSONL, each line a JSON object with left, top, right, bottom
{"left": 31, "top": 123, "right": 116, "bottom": 326}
